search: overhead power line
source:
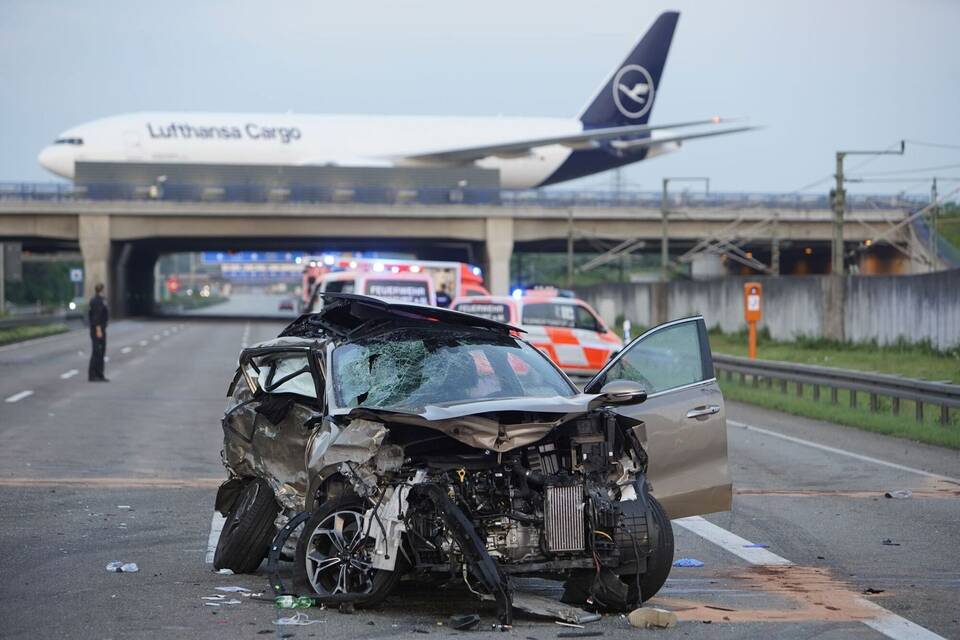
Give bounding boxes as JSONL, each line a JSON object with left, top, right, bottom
{"left": 905, "top": 139, "right": 960, "bottom": 151}
{"left": 854, "top": 162, "right": 960, "bottom": 177}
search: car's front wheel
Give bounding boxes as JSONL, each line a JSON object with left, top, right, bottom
{"left": 213, "top": 478, "right": 279, "bottom": 573}
{"left": 626, "top": 495, "right": 675, "bottom": 602}
{"left": 294, "top": 496, "right": 401, "bottom": 607}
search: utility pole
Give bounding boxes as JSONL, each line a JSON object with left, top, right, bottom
{"left": 833, "top": 141, "right": 905, "bottom": 275}
{"left": 661, "top": 177, "right": 710, "bottom": 281}
{"left": 660, "top": 180, "right": 668, "bottom": 281}
{"left": 770, "top": 212, "right": 781, "bottom": 276}
{"left": 0, "top": 243, "right": 5, "bottom": 316}
{"left": 832, "top": 153, "right": 846, "bottom": 275}
{"left": 566, "top": 209, "right": 574, "bottom": 288}
{"left": 930, "top": 178, "right": 939, "bottom": 271}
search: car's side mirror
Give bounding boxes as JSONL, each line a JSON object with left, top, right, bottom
{"left": 597, "top": 379, "right": 647, "bottom": 405}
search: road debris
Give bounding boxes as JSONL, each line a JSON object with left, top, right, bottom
{"left": 274, "top": 612, "right": 321, "bottom": 626}
{"left": 863, "top": 588, "right": 885, "bottom": 594}
{"left": 449, "top": 614, "right": 481, "bottom": 630}
{"left": 884, "top": 490, "right": 912, "bottom": 499}
{"left": 275, "top": 595, "right": 314, "bottom": 608}
{"left": 215, "top": 586, "right": 252, "bottom": 593}
{"left": 105, "top": 561, "right": 139, "bottom": 573}
{"left": 881, "top": 538, "right": 901, "bottom": 546}
{"left": 673, "top": 558, "right": 705, "bottom": 567}
{"left": 204, "top": 598, "right": 241, "bottom": 607}
{"left": 215, "top": 568, "right": 234, "bottom": 575}
{"left": 743, "top": 543, "right": 769, "bottom": 548}
{"left": 627, "top": 607, "right": 678, "bottom": 629}
{"left": 117, "top": 505, "right": 134, "bottom": 510}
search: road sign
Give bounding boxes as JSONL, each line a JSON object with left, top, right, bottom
{"left": 69, "top": 268, "right": 83, "bottom": 283}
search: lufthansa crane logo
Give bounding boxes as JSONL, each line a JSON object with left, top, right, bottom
{"left": 613, "top": 64, "right": 655, "bottom": 119}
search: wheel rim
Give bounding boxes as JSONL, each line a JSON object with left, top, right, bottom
{"left": 304, "top": 509, "right": 375, "bottom": 596}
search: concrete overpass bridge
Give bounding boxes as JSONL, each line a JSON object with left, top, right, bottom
{"left": 0, "top": 189, "right": 925, "bottom": 316}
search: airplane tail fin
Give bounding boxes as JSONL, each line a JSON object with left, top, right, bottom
{"left": 578, "top": 11, "right": 679, "bottom": 129}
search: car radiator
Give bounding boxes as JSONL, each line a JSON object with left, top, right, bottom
{"left": 544, "top": 484, "right": 585, "bottom": 552}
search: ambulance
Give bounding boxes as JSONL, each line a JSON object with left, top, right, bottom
{"left": 300, "top": 257, "right": 488, "bottom": 309}
{"left": 450, "top": 289, "right": 622, "bottom": 377}
{"left": 307, "top": 270, "right": 437, "bottom": 311}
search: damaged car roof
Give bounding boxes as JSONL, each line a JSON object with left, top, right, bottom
{"left": 280, "top": 292, "right": 523, "bottom": 339}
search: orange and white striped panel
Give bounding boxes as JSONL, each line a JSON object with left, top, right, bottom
{"left": 523, "top": 325, "right": 621, "bottom": 375}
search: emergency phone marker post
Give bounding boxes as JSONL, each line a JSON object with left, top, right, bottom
{"left": 744, "top": 282, "right": 762, "bottom": 360}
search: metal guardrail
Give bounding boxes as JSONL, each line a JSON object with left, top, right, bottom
{"left": 0, "top": 181, "right": 929, "bottom": 211}
{"left": 713, "top": 353, "right": 960, "bottom": 425}
{"left": 0, "top": 312, "right": 67, "bottom": 329}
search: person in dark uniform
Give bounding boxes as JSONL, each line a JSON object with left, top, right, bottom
{"left": 88, "top": 283, "right": 109, "bottom": 382}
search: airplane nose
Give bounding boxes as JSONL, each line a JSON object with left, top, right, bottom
{"left": 38, "top": 145, "right": 74, "bottom": 179}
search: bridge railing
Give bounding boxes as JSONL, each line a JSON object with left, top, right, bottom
{"left": 0, "top": 181, "right": 928, "bottom": 211}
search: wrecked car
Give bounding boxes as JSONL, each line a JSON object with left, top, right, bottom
{"left": 214, "top": 294, "right": 731, "bottom": 622}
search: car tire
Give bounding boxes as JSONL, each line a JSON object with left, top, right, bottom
{"left": 632, "top": 495, "right": 675, "bottom": 602}
{"left": 213, "top": 478, "right": 279, "bottom": 573}
{"left": 294, "top": 496, "right": 402, "bottom": 607}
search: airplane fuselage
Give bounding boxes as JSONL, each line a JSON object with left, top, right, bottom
{"left": 39, "top": 112, "right": 610, "bottom": 189}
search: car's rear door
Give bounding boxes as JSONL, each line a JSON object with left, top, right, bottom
{"left": 585, "top": 317, "right": 731, "bottom": 518}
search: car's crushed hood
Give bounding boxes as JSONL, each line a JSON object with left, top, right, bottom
{"left": 332, "top": 393, "right": 627, "bottom": 453}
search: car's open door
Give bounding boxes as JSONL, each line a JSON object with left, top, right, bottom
{"left": 585, "top": 317, "right": 731, "bottom": 518}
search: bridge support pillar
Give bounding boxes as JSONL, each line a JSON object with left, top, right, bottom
{"left": 484, "top": 217, "right": 514, "bottom": 296}
{"left": 78, "top": 215, "right": 111, "bottom": 301}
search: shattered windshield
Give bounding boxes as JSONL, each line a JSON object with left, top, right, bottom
{"left": 332, "top": 327, "right": 574, "bottom": 411}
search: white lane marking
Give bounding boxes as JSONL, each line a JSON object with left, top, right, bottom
{"left": 4, "top": 390, "right": 34, "bottom": 403}
{"left": 139, "top": 340, "right": 148, "bottom": 347}
{"left": 60, "top": 369, "right": 79, "bottom": 379}
{"left": 240, "top": 322, "right": 251, "bottom": 349}
{"left": 676, "top": 515, "right": 947, "bottom": 639}
{"left": 728, "top": 420, "right": 960, "bottom": 484}
{"left": 205, "top": 512, "right": 226, "bottom": 564}
{"left": 673, "top": 516, "right": 792, "bottom": 565}
{"left": 152, "top": 334, "right": 160, "bottom": 341}
{"left": 162, "top": 330, "right": 170, "bottom": 337}
{"left": 121, "top": 346, "right": 132, "bottom": 354}
{"left": 861, "top": 610, "right": 948, "bottom": 640}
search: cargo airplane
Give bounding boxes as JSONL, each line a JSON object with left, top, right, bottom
{"left": 38, "top": 12, "right": 753, "bottom": 189}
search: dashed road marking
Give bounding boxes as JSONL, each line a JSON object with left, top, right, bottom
{"left": 121, "top": 346, "right": 132, "bottom": 354}
{"left": 728, "top": 419, "right": 960, "bottom": 484}
{"left": 60, "top": 369, "right": 79, "bottom": 379}
{"left": 240, "top": 322, "right": 251, "bottom": 349}
{"left": 139, "top": 340, "right": 148, "bottom": 347}
{"left": 205, "top": 512, "right": 226, "bottom": 564}
{"left": 4, "top": 390, "right": 34, "bottom": 403}
{"left": 152, "top": 334, "right": 160, "bottom": 341}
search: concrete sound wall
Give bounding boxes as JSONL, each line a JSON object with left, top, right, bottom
{"left": 844, "top": 270, "right": 960, "bottom": 350}
{"left": 578, "top": 269, "right": 960, "bottom": 350}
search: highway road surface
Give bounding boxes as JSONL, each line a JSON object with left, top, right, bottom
{"left": 1, "top": 319, "right": 958, "bottom": 639}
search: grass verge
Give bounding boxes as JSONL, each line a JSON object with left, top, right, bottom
{"left": 719, "top": 375, "right": 960, "bottom": 450}
{"left": 708, "top": 330, "right": 960, "bottom": 383}
{"left": 0, "top": 323, "right": 69, "bottom": 347}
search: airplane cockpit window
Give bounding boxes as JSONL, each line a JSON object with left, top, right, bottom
{"left": 53, "top": 138, "right": 84, "bottom": 145}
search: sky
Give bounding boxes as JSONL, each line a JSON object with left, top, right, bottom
{"left": 2, "top": 0, "right": 959, "bottom": 195}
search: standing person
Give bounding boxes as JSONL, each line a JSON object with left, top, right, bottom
{"left": 88, "top": 283, "right": 109, "bottom": 382}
